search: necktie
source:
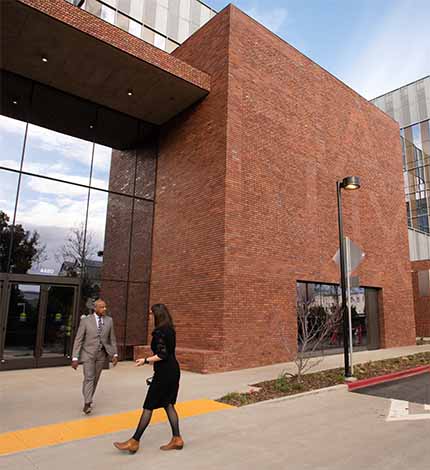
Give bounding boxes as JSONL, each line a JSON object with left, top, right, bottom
{"left": 97, "top": 316, "right": 103, "bottom": 334}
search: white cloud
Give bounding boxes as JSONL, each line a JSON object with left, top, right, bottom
{"left": 18, "top": 200, "right": 86, "bottom": 228}
{"left": 338, "top": 1, "right": 430, "bottom": 99}
{"left": 0, "top": 115, "right": 27, "bottom": 135}
{"left": 0, "top": 159, "right": 20, "bottom": 169}
{"left": 27, "top": 124, "right": 93, "bottom": 166}
{"left": 244, "top": 3, "right": 288, "bottom": 34}
{"left": 26, "top": 176, "right": 88, "bottom": 197}
{"left": 0, "top": 116, "right": 113, "bottom": 172}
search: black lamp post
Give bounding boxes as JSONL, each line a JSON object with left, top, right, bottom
{"left": 336, "top": 176, "right": 361, "bottom": 378}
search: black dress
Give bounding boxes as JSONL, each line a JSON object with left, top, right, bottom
{"left": 143, "top": 326, "right": 180, "bottom": 410}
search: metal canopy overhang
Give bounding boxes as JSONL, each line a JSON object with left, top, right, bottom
{"left": 1, "top": 0, "right": 210, "bottom": 127}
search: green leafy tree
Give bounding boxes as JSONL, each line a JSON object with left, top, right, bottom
{"left": 0, "top": 210, "right": 46, "bottom": 273}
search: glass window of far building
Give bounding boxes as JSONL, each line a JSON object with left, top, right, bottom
{"left": 66, "top": 0, "right": 217, "bottom": 52}
{"left": 373, "top": 77, "right": 430, "bottom": 237}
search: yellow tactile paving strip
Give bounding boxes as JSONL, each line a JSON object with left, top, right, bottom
{"left": 0, "top": 399, "right": 233, "bottom": 456}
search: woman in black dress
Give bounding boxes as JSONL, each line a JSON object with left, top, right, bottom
{"left": 113, "top": 304, "right": 183, "bottom": 454}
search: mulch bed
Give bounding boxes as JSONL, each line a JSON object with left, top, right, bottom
{"left": 216, "top": 352, "right": 430, "bottom": 407}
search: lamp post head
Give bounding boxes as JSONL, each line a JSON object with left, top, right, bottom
{"left": 341, "top": 176, "right": 360, "bottom": 190}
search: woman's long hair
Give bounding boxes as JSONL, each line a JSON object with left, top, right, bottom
{"left": 151, "top": 303, "right": 175, "bottom": 330}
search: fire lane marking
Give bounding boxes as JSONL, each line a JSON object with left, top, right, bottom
{"left": 387, "top": 399, "right": 430, "bottom": 421}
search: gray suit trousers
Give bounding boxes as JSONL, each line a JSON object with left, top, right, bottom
{"left": 82, "top": 349, "right": 107, "bottom": 404}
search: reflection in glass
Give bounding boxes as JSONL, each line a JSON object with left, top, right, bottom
{"left": 85, "top": 189, "right": 109, "bottom": 280}
{"left": 350, "top": 287, "right": 367, "bottom": 347}
{"left": 13, "top": 175, "right": 88, "bottom": 275}
{"left": 1, "top": 170, "right": 43, "bottom": 274}
{"left": 296, "top": 281, "right": 369, "bottom": 353}
{"left": 43, "top": 285, "right": 75, "bottom": 357}
{"left": 24, "top": 124, "right": 93, "bottom": 186}
{"left": 4, "top": 284, "right": 40, "bottom": 359}
{"left": 0, "top": 114, "right": 26, "bottom": 170}
{"left": 0, "top": 172, "right": 20, "bottom": 270}
{"left": 91, "top": 144, "right": 112, "bottom": 190}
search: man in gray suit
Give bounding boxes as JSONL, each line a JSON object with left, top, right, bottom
{"left": 72, "top": 299, "right": 118, "bottom": 414}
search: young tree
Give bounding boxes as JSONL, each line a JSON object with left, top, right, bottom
{"left": 0, "top": 210, "right": 46, "bottom": 273}
{"left": 284, "top": 301, "right": 343, "bottom": 382}
{"left": 55, "top": 224, "right": 97, "bottom": 277}
{"left": 55, "top": 224, "right": 101, "bottom": 316}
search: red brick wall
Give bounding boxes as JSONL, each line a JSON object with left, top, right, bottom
{"left": 148, "top": 8, "right": 231, "bottom": 364}
{"left": 221, "top": 6, "right": 415, "bottom": 369}
{"left": 147, "top": 6, "right": 416, "bottom": 372}
{"left": 411, "top": 260, "right": 430, "bottom": 337}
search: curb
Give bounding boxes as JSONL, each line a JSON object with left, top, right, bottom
{"left": 347, "top": 365, "right": 430, "bottom": 391}
{"left": 243, "top": 384, "right": 347, "bottom": 408}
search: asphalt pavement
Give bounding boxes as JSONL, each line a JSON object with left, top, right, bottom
{"left": 353, "top": 372, "right": 430, "bottom": 405}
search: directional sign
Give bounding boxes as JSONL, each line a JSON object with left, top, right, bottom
{"left": 332, "top": 238, "right": 365, "bottom": 274}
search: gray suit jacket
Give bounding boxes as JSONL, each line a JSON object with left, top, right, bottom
{"left": 72, "top": 314, "right": 118, "bottom": 362}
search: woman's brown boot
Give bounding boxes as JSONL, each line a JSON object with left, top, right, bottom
{"left": 113, "top": 438, "right": 140, "bottom": 454}
{"left": 160, "top": 436, "right": 184, "bottom": 450}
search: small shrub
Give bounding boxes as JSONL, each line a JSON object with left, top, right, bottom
{"left": 218, "top": 392, "right": 250, "bottom": 406}
{"left": 274, "top": 378, "right": 290, "bottom": 393}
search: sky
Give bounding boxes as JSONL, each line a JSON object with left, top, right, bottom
{"left": 207, "top": 0, "right": 430, "bottom": 99}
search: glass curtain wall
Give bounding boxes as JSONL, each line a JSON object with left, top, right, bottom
{"left": 67, "top": 0, "right": 217, "bottom": 53}
{"left": 0, "top": 94, "right": 155, "bottom": 358}
{"left": 372, "top": 76, "right": 430, "bottom": 237}
{"left": 402, "top": 120, "right": 430, "bottom": 233}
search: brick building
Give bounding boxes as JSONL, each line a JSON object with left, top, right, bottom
{"left": 0, "top": 0, "right": 416, "bottom": 372}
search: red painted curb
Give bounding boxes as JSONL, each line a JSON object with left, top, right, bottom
{"left": 347, "top": 364, "right": 430, "bottom": 391}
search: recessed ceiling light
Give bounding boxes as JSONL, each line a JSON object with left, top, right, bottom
{"left": 12, "top": 99, "right": 18, "bottom": 105}
{"left": 41, "top": 56, "right": 48, "bottom": 63}
{"left": 127, "top": 89, "right": 133, "bottom": 96}
{"left": 89, "top": 124, "right": 94, "bottom": 129}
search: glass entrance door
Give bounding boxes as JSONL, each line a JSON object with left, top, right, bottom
{"left": 3, "top": 283, "right": 41, "bottom": 367}
{"left": 38, "top": 285, "right": 77, "bottom": 367}
{"left": 0, "top": 275, "right": 79, "bottom": 370}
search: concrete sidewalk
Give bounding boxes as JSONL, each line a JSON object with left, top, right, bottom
{"left": 1, "top": 344, "right": 429, "bottom": 432}
{"left": 2, "top": 380, "right": 430, "bottom": 470}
